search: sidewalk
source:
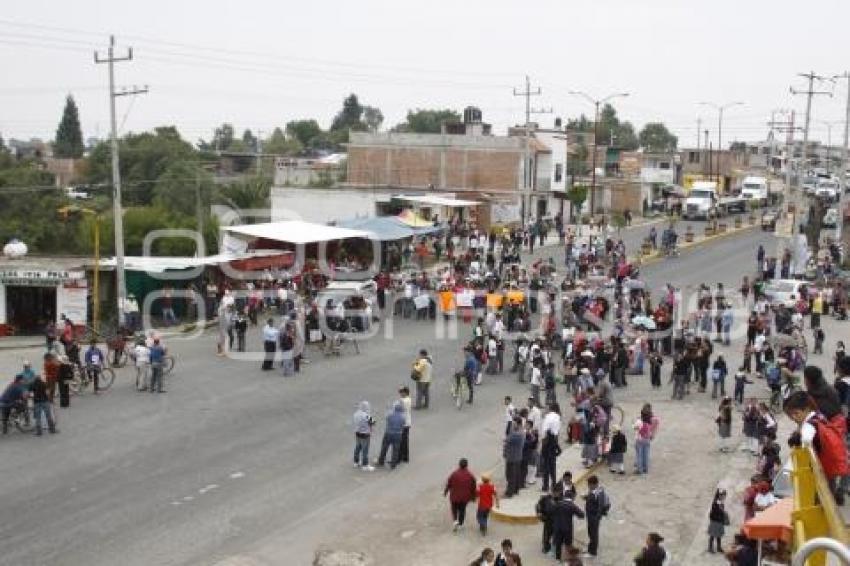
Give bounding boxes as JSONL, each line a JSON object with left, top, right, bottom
{"left": 491, "top": 439, "right": 603, "bottom": 525}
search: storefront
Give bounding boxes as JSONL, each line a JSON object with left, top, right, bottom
{"left": 0, "top": 261, "right": 88, "bottom": 335}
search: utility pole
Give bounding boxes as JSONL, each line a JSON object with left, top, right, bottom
{"left": 195, "top": 166, "right": 204, "bottom": 257}
{"left": 569, "top": 90, "right": 630, "bottom": 216}
{"left": 767, "top": 111, "right": 802, "bottom": 259}
{"left": 704, "top": 129, "right": 710, "bottom": 177}
{"left": 789, "top": 72, "right": 832, "bottom": 273}
{"left": 95, "top": 36, "right": 147, "bottom": 327}
{"left": 699, "top": 101, "right": 744, "bottom": 190}
{"left": 256, "top": 129, "right": 264, "bottom": 176}
{"left": 835, "top": 72, "right": 850, "bottom": 243}
{"left": 512, "top": 76, "right": 547, "bottom": 224}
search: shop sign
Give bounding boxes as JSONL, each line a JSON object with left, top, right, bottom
{"left": 0, "top": 269, "right": 85, "bottom": 286}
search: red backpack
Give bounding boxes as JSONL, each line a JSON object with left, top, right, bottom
{"left": 811, "top": 415, "right": 850, "bottom": 479}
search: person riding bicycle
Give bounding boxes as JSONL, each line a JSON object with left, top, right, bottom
{"left": 84, "top": 340, "right": 106, "bottom": 394}
{"left": 1, "top": 374, "right": 28, "bottom": 434}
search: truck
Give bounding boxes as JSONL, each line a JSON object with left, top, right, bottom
{"left": 740, "top": 176, "right": 773, "bottom": 206}
{"left": 683, "top": 181, "right": 746, "bottom": 220}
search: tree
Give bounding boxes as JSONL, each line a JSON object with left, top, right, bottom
{"left": 0, "top": 131, "right": 5, "bottom": 151}
{"left": 242, "top": 129, "right": 258, "bottom": 153}
{"left": 210, "top": 123, "right": 235, "bottom": 150}
{"left": 639, "top": 122, "right": 678, "bottom": 152}
{"left": 393, "top": 108, "right": 460, "bottom": 133}
{"left": 264, "top": 127, "right": 302, "bottom": 156}
{"left": 568, "top": 142, "right": 589, "bottom": 177}
{"left": 54, "top": 95, "right": 84, "bottom": 158}
{"left": 566, "top": 184, "right": 588, "bottom": 223}
{"left": 330, "top": 94, "right": 367, "bottom": 132}
{"left": 218, "top": 176, "right": 272, "bottom": 210}
{"left": 363, "top": 106, "right": 384, "bottom": 132}
{"left": 566, "top": 114, "right": 593, "bottom": 133}
{"left": 151, "top": 161, "right": 216, "bottom": 217}
{"left": 85, "top": 126, "right": 196, "bottom": 205}
{"left": 614, "top": 122, "right": 639, "bottom": 151}
{"left": 285, "top": 120, "right": 322, "bottom": 148}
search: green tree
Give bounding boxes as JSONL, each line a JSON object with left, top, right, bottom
{"left": 210, "top": 123, "right": 234, "bottom": 150}
{"left": 331, "top": 94, "right": 367, "bottom": 132}
{"left": 151, "top": 161, "right": 216, "bottom": 217}
{"left": 566, "top": 114, "right": 593, "bottom": 133}
{"left": 363, "top": 106, "right": 384, "bottom": 132}
{"left": 0, "top": 162, "right": 55, "bottom": 187}
{"left": 639, "top": 122, "right": 678, "bottom": 152}
{"left": 218, "top": 176, "right": 272, "bottom": 210}
{"left": 85, "top": 126, "right": 196, "bottom": 205}
{"left": 393, "top": 108, "right": 461, "bottom": 133}
{"left": 566, "top": 184, "right": 588, "bottom": 223}
{"left": 54, "top": 95, "right": 84, "bottom": 158}
{"left": 285, "top": 120, "right": 323, "bottom": 148}
{"left": 568, "top": 142, "right": 589, "bottom": 177}
{"left": 615, "top": 122, "right": 639, "bottom": 150}
{"left": 263, "top": 127, "right": 302, "bottom": 156}
{"left": 242, "top": 129, "right": 258, "bottom": 152}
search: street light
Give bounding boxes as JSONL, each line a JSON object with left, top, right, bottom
{"left": 817, "top": 120, "right": 843, "bottom": 175}
{"left": 569, "top": 90, "right": 630, "bottom": 216}
{"left": 699, "top": 101, "right": 744, "bottom": 188}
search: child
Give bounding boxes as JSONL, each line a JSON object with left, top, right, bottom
{"left": 733, "top": 367, "right": 753, "bottom": 405}
{"left": 813, "top": 327, "right": 825, "bottom": 355}
{"left": 707, "top": 488, "right": 728, "bottom": 554}
{"left": 608, "top": 424, "right": 627, "bottom": 474}
{"left": 784, "top": 390, "right": 849, "bottom": 503}
{"left": 476, "top": 473, "right": 498, "bottom": 536}
{"left": 742, "top": 399, "right": 760, "bottom": 455}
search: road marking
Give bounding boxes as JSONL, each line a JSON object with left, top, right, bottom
{"left": 229, "top": 472, "right": 245, "bottom": 479}
{"left": 182, "top": 496, "right": 194, "bottom": 502}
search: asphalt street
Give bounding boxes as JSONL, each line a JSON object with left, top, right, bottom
{"left": 0, "top": 224, "right": 778, "bottom": 566}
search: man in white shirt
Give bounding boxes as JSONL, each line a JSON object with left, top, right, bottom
{"left": 530, "top": 360, "right": 543, "bottom": 406}
{"left": 134, "top": 341, "right": 150, "bottom": 391}
{"left": 261, "top": 318, "right": 278, "bottom": 370}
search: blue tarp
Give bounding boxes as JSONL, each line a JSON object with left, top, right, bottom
{"left": 337, "top": 216, "right": 442, "bottom": 241}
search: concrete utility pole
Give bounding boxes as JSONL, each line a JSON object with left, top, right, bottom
{"left": 790, "top": 72, "right": 832, "bottom": 256}
{"left": 699, "top": 101, "right": 744, "bottom": 189}
{"left": 767, "top": 111, "right": 802, "bottom": 259}
{"left": 512, "top": 76, "right": 548, "bottom": 224}
{"left": 569, "top": 90, "right": 630, "bottom": 215}
{"left": 95, "top": 36, "right": 147, "bottom": 326}
{"left": 834, "top": 72, "right": 850, "bottom": 243}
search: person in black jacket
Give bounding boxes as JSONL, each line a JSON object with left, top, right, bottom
{"left": 536, "top": 491, "right": 556, "bottom": 554}
{"left": 707, "top": 488, "right": 728, "bottom": 553}
{"left": 31, "top": 374, "right": 57, "bottom": 435}
{"left": 551, "top": 492, "right": 585, "bottom": 561}
{"left": 57, "top": 355, "right": 74, "bottom": 408}
{"left": 583, "top": 475, "right": 608, "bottom": 557}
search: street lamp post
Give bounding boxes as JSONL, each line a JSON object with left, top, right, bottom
{"left": 569, "top": 90, "right": 630, "bottom": 216}
{"left": 699, "top": 101, "right": 744, "bottom": 189}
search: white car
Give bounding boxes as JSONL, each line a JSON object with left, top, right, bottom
{"left": 763, "top": 279, "right": 813, "bottom": 308}
{"left": 64, "top": 186, "right": 91, "bottom": 200}
{"left": 816, "top": 179, "right": 840, "bottom": 201}
{"left": 824, "top": 207, "right": 838, "bottom": 228}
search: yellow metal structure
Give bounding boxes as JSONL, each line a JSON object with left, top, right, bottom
{"left": 790, "top": 447, "right": 850, "bottom": 565}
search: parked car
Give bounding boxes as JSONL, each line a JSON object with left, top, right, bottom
{"left": 823, "top": 207, "right": 838, "bottom": 228}
{"left": 761, "top": 210, "right": 778, "bottom": 231}
{"left": 64, "top": 186, "right": 91, "bottom": 200}
{"left": 762, "top": 279, "right": 809, "bottom": 308}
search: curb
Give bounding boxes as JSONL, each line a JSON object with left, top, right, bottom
{"left": 489, "top": 459, "right": 603, "bottom": 525}
{"left": 635, "top": 223, "right": 757, "bottom": 268}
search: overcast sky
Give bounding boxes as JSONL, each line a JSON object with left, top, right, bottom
{"left": 2, "top": 0, "right": 850, "bottom": 149}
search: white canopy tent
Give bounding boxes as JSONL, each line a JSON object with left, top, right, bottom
{"left": 97, "top": 250, "right": 286, "bottom": 273}
{"left": 393, "top": 195, "right": 481, "bottom": 207}
{"left": 224, "top": 220, "right": 370, "bottom": 245}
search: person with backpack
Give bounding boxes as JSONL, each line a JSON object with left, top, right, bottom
{"left": 784, "top": 390, "right": 849, "bottom": 504}
{"left": 710, "top": 355, "right": 728, "bottom": 400}
{"left": 583, "top": 475, "right": 610, "bottom": 558}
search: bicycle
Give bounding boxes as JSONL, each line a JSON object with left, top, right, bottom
{"left": 4, "top": 401, "right": 33, "bottom": 434}
{"left": 70, "top": 364, "right": 115, "bottom": 394}
{"left": 450, "top": 371, "right": 469, "bottom": 410}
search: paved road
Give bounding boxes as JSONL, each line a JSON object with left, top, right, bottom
{"left": 0, "top": 226, "right": 776, "bottom": 566}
